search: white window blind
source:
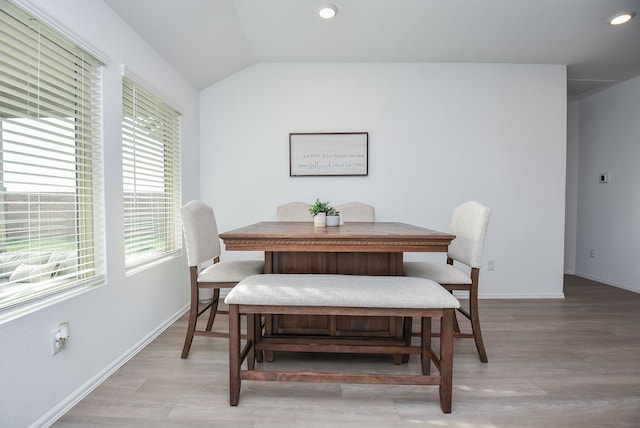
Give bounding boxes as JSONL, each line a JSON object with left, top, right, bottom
{"left": 122, "top": 74, "right": 181, "bottom": 271}
{"left": 0, "top": 0, "right": 104, "bottom": 310}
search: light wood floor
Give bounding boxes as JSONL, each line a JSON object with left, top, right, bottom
{"left": 54, "top": 275, "right": 640, "bottom": 427}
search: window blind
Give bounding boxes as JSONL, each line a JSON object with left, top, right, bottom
{"left": 0, "top": 0, "right": 104, "bottom": 310}
{"left": 122, "top": 74, "right": 181, "bottom": 271}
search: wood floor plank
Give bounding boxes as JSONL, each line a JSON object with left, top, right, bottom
{"left": 53, "top": 275, "right": 640, "bottom": 427}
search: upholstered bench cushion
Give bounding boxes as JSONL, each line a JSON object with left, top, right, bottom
{"left": 225, "top": 274, "right": 459, "bottom": 309}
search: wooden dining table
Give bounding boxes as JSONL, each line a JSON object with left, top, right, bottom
{"left": 219, "top": 221, "right": 455, "bottom": 345}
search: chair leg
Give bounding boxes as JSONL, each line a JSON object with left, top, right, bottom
{"left": 447, "top": 289, "right": 461, "bottom": 333}
{"left": 469, "top": 268, "right": 488, "bottom": 363}
{"left": 469, "top": 292, "right": 488, "bottom": 363}
{"left": 254, "top": 314, "right": 264, "bottom": 363}
{"left": 246, "top": 313, "right": 256, "bottom": 370}
{"left": 264, "top": 314, "right": 275, "bottom": 362}
{"left": 181, "top": 284, "right": 200, "bottom": 359}
{"left": 205, "top": 289, "right": 220, "bottom": 331}
{"left": 452, "top": 310, "right": 461, "bottom": 334}
{"left": 400, "top": 316, "right": 413, "bottom": 363}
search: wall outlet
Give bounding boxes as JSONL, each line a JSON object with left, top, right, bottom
{"left": 487, "top": 260, "right": 495, "bottom": 271}
{"left": 51, "top": 329, "right": 65, "bottom": 355}
{"left": 590, "top": 249, "right": 596, "bottom": 259}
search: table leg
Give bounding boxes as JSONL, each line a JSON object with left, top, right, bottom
{"left": 263, "top": 251, "right": 275, "bottom": 361}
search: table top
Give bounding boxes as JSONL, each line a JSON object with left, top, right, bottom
{"left": 220, "top": 221, "right": 455, "bottom": 253}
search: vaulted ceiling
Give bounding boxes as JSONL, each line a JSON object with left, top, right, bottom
{"left": 104, "top": 0, "right": 640, "bottom": 99}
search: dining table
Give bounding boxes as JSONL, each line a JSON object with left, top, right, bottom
{"left": 219, "top": 221, "right": 455, "bottom": 349}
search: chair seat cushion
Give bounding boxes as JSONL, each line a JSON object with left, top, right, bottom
{"left": 198, "top": 260, "right": 263, "bottom": 283}
{"left": 224, "top": 274, "right": 460, "bottom": 309}
{"left": 403, "top": 261, "right": 472, "bottom": 285}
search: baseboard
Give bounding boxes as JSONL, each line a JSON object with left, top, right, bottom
{"left": 477, "top": 292, "right": 565, "bottom": 299}
{"left": 573, "top": 273, "right": 640, "bottom": 294}
{"left": 32, "top": 304, "right": 189, "bottom": 428}
{"left": 454, "top": 291, "right": 565, "bottom": 299}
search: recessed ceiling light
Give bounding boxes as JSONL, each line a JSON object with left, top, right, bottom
{"left": 609, "top": 11, "right": 635, "bottom": 25}
{"left": 319, "top": 5, "right": 338, "bottom": 19}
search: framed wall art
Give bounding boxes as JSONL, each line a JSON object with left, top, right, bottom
{"left": 289, "top": 132, "right": 368, "bottom": 177}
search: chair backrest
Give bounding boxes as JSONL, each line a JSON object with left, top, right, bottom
{"left": 334, "top": 202, "right": 375, "bottom": 222}
{"left": 447, "top": 201, "right": 491, "bottom": 269}
{"left": 181, "top": 200, "right": 221, "bottom": 267}
{"left": 276, "top": 201, "right": 311, "bottom": 221}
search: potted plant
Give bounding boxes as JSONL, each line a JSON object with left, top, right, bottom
{"left": 309, "top": 198, "right": 330, "bottom": 227}
{"left": 326, "top": 206, "right": 340, "bottom": 226}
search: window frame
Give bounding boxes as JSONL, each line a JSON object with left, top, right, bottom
{"left": 0, "top": 0, "right": 105, "bottom": 316}
{"left": 121, "top": 71, "right": 182, "bottom": 273}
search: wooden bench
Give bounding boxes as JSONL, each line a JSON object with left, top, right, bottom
{"left": 225, "top": 273, "right": 460, "bottom": 412}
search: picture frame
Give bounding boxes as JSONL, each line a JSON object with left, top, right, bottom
{"left": 289, "top": 132, "right": 368, "bottom": 177}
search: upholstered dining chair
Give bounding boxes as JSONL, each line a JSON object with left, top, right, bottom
{"left": 404, "top": 201, "right": 491, "bottom": 362}
{"left": 276, "top": 201, "right": 312, "bottom": 222}
{"left": 180, "top": 200, "right": 263, "bottom": 358}
{"left": 333, "top": 201, "right": 375, "bottom": 222}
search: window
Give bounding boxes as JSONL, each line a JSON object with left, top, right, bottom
{"left": 0, "top": 0, "right": 104, "bottom": 311}
{"left": 122, "top": 73, "right": 181, "bottom": 271}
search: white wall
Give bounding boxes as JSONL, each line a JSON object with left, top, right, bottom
{"left": 573, "top": 76, "right": 640, "bottom": 293}
{"left": 200, "top": 62, "right": 567, "bottom": 299}
{"left": 564, "top": 102, "right": 580, "bottom": 274}
{"left": 0, "top": 1, "right": 199, "bottom": 427}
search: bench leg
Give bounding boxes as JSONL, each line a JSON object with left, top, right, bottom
{"left": 229, "top": 304, "right": 241, "bottom": 406}
{"left": 439, "top": 308, "right": 454, "bottom": 413}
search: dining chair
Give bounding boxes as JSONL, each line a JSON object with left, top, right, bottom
{"left": 276, "top": 201, "right": 312, "bottom": 221}
{"left": 403, "top": 201, "right": 491, "bottom": 362}
{"left": 180, "top": 200, "right": 263, "bottom": 358}
{"left": 333, "top": 201, "right": 375, "bottom": 222}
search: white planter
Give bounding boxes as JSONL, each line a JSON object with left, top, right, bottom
{"left": 326, "top": 215, "right": 340, "bottom": 226}
{"left": 313, "top": 212, "right": 326, "bottom": 227}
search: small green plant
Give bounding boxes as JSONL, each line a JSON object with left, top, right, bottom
{"left": 308, "top": 198, "right": 330, "bottom": 216}
{"left": 326, "top": 206, "right": 340, "bottom": 216}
